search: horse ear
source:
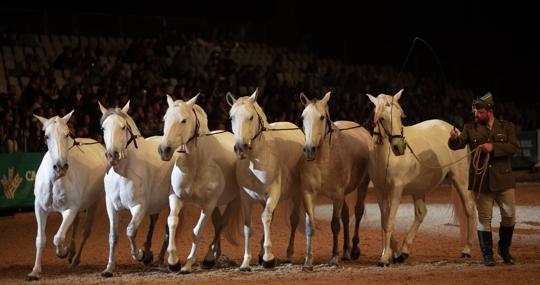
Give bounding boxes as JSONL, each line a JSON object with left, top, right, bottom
{"left": 366, "top": 94, "right": 378, "bottom": 106}
{"left": 98, "top": 101, "right": 108, "bottom": 115}
{"left": 394, "top": 89, "right": 404, "bottom": 101}
{"left": 248, "top": 88, "right": 258, "bottom": 102}
{"left": 299, "top": 93, "right": 311, "bottom": 106}
{"left": 121, "top": 100, "right": 130, "bottom": 113}
{"left": 186, "top": 93, "right": 199, "bottom": 106}
{"left": 166, "top": 94, "right": 175, "bottom": 108}
{"left": 33, "top": 114, "right": 49, "bottom": 126}
{"left": 62, "top": 110, "right": 75, "bottom": 122}
{"left": 226, "top": 92, "right": 236, "bottom": 106}
{"left": 321, "top": 91, "right": 331, "bottom": 105}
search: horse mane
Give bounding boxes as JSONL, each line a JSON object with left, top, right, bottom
{"left": 230, "top": 97, "right": 271, "bottom": 129}
{"left": 40, "top": 116, "right": 68, "bottom": 131}
{"left": 100, "top": 108, "right": 142, "bottom": 136}
{"left": 374, "top": 95, "right": 406, "bottom": 120}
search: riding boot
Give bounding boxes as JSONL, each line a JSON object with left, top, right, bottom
{"left": 498, "top": 224, "right": 515, "bottom": 264}
{"left": 477, "top": 231, "right": 495, "bottom": 266}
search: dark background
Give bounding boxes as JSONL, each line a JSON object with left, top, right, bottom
{"left": 2, "top": 1, "right": 538, "bottom": 102}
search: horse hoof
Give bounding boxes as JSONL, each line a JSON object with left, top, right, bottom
{"left": 393, "top": 253, "right": 408, "bottom": 263}
{"left": 377, "top": 261, "right": 390, "bottom": 267}
{"left": 350, "top": 248, "right": 361, "bottom": 260}
{"left": 168, "top": 262, "right": 181, "bottom": 272}
{"left": 202, "top": 259, "right": 216, "bottom": 269}
{"left": 461, "top": 253, "right": 472, "bottom": 258}
{"left": 143, "top": 251, "right": 154, "bottom": 267}
{"left": 240, "top": 267, "right": 252, "bottom": 272}
{"left": 56, "top": 249, "right": 69, "bottom": 259}
{"left": 136, "top": 249, "right": 146, "bottom": 262}
{"left": 258, "top": 255, "right": 264, "bottom": 265}
{"left": 180, "top": 269, "right": 191, "bottom": 275}
{"left": 26, "top": 275, "right": 39, "bottom": 281}
{"left": 101, "top": 271, "right": 113, "bottom": 278}
{"left": 302, "top": 265, "right": 313, "bottom": 272}
{"left": 262, "top": 258, "right": 277, "bottom": 269}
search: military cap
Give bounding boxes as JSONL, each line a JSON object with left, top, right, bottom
{"left": 473, "top": 92, "right": 495, "bottom": 109}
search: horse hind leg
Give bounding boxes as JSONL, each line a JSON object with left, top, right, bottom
{"left": 139, "top": 214, "right": 159, "bottom": 266}
{"left": 70, "top": 203, "right": 98, "bottom": 267}
{"left": 329, "top": 198, "right": 344, "bottom": 266}
{"left": 284, "top": 195, "right": 301, "bottom": 263}
{"left": 67, "top": 213, "right": 80, "bottom": 263}
{"left": 340, "top": 201, "right": 351, "bottom": 260}
{"left": 202, "top": 208, "right": 223, "bottom": 269}
{"left": 351, "top": 182, "right": 368, "bottom": 260}
{"left": 397, "top": 194, "right": 427, "bottom": 263}
{"left": 449, "top": 171, "right": 475, "bottom": 258}
{"left": 153, "top": 223, "right": 169, "bottom": 268}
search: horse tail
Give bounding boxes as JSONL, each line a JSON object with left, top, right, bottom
{"left": 221, "top": 192, "right": 243, "bottom": 246}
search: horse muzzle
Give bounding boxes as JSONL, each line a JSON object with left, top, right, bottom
{"left": 158, "top": 144, "right": 173, "bottom": 161}
{"left": 303, "top": 145, "right": 316, "bottom": 161}
{"left": 234, "top": 143, "right": 249, "bottom": 160}
{"left": 105, "top": 150, "right": 123, "bottom": 166}
{"left": 390, "top": 137, "right": 407, "bottom": 156}
{"left": 53, "top": 162, "right": 69, "bottom": 178}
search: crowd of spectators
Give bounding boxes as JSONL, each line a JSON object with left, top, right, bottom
{"left": 1, "top": 30, "right": 537, "bottom": 153}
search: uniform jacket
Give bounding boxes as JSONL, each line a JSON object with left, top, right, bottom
{"left": 448, "top": 119, "right": 519, "bottom": 192}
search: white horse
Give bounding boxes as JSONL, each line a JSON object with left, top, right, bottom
{"left": 28, "top": 111, "right": 107, "bottom": 281}
{"left": 227, "top": 89, "right": 304, "bottom": 271}
{"left": 157, "top": 94, "right": 242, "bottom": 274}
{"left": 99, "top": 101, "right": 175, "bottom": 277}
{"left": 299, "top": 92, "right": 371, "bottom": 271}
{"left": 366, "top": 90, "right": 475, "bottom": 266}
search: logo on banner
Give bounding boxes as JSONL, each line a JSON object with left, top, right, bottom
{"left": 1, "top": 167, "right": 23, "bottom": 199}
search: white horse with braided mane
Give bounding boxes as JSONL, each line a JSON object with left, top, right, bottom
{"left": 157, "top": 94, "right": 242, "bottom": 274}
{"left": 227, "top": 89, "right": 304, "bottom": 271}
{"left": 299, "top": 92, "right": 371, "bottom": 271}
{"left": 366, "top": 90, "right": 475, "bottom": 266}
{"left": 28, "top": 111, "right": 107, "bottom": 281}
{"left": 99, "top": 101, "right": 174, "bottom": 277}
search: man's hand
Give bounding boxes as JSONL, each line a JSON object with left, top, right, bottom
{"left": 480, "top": 143, "right": 493, "bottom": 153}
{"left": 450, "top": 128, "right": 459, "bottom": 140}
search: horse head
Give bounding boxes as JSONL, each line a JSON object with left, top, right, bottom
{"left": 300, "top": 91, "right": 332, "bottom": 160}
{"left": 99, "top": 101, "right": 139, "bottom": 166}
{"left": 34, "top": 111, "right": 75, "bottom": 179}
{"left": 366, "top": 89, "right": 407, "bottom": 156}
{"left": 227, "top": 88, "right": 267, "bottom": 159}
{"left": 158, "top": 94, "right": 201, "bottom": 161}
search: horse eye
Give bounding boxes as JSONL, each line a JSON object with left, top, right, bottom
{"left": 380, "top": 118, "right": 385, "bottom": 121}
{"left": 44, "top": 135, "right": 49, "bottom": 140}
{"left": 320, "top": 116, "right": 325, "bottom": 121}
{"left": 122, "top": 126, "right": 126, "bottom": 130}
{"left": 249, "top": 116, "right": 254, "bottom": 121}
{"left": 65, "top": 134, "right": 69, "bottom": 138}
{"left": 181, "top": 119, "right": 186, "bottom": 124}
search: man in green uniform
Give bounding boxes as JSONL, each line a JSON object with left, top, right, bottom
{"left": 448, "top": 92, "right": 518, "bottom": 266}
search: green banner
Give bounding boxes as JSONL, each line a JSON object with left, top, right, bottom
{"left": 0, "top": 152, "right": 45, "bottom": 211}
{"left": 512, "top": 131, "right": 538, "bottom": 170}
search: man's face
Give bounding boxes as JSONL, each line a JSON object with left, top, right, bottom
{"left": 474, "top": 108, "right": 491, "bottom": 124}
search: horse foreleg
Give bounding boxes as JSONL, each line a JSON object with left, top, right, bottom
{"left": 53, "top": 208, "right": 78, "bottom": 259}
{"left": 351, "top": 183, "right": 368, "bottom": 260}
{"left": 239, "top": 194, "right": 253, "bottom": 271}
{"left": 261, "top": 189, "right": 281, "bottom": 269}
{"left": 340, "top": 201, "right": 351, "bottom": 260}
{"left": 302, "top": 191, "right": 315, "bottom": 272}
{"left": 71, "top": 202, "right": 98, "bottom": 267}
{"left": 378, "top": 188, "right": 402, "bottom": 267}
{"left": 153, "top": 223, "right": 169, "bottom": 268}
{"left": 203, "top": 208, "right": 222, "bottom": 269}
{"left": 167, "top": 194, "right": 184, "bottom": 272}
{"left": 101, "top": 199, "right": 119, "bottom": 277}
{"left": 329, "top": 198, "right": 344, "bottom": 266}
{"left": 27, "top": 205, "right": 48, "bottom": 281}
{"left": 285, "top": 195, "right": 301, "bottom": 263}
{"left": 140, "top": 214, "right": 159, "bottom": 266}
{"left": 181, "top": 208, "right": 211, "bottom": 274}
{"left": 398, "top": 195, "right": 427, "bottom": 262}
{"left": 127, "top": 204, "right": 147, "bottom": 261}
